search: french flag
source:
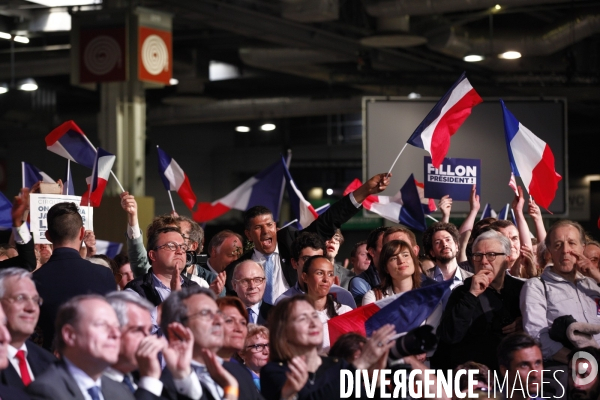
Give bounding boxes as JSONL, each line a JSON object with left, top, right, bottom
{"left": 344, "top": 174, "right": 428, "bottom": 231}
{"left": 480, "top": 203, "right": 497, "bottom": 220}
{"left": 407, "top": 72, "right": 482, "bottom": 168}
{"left": 157, "top": 146, "right": 197, "bottom": 210}
{"left": 81, "top": 148, "right": 116, "bottom": 207}
{"left": 282, "top": 157, "right": 318, "bottom": 229}
{"left": 327, "top": 280, "right": 451, "bottom": 346}
{"left": 501, "top": 100, "right": 562, "bottom": 210}
{"left": 193, "top": 157, "right": 285, "bottom": 223}
{"left": 0, "top": 192, "right": 11, "bottom": 230}
{"left": 22, "top": 162, "right": 55, "bottom": 189}
{"left": 45, "top": 121, "right": 96, "bottom": 169}
{"left": 95, "top": 240, "right": 123, "bottom": 259}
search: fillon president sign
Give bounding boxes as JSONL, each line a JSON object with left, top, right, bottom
{"left": 424, "top": 157, "right": 481, "bottom": 201}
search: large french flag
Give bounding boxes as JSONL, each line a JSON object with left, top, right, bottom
{"left": 81, "top": 148, "right": 116, "bottom": 207}
{"left": 45, "top": 121, "right": 96, "bottom": 169}
{"left": 501, "top": 100, "right": 562, "bottom": 210}
{"left": 157, "top": 146, "right": 197, "bottom": 210}
{"left": 407, "top": 72, "right": 483, "bottom": 168}
{"left": 343, "top": 174, "right": 428, "bottom": 231}
{"left": 193, "top": 158, "right": 286, "bottom": 223}
{"left": 22, "top": 162, "right": 55, "bottom": 189}
{"left": 282, "top": 157, "right": 318, "bottom": 229}
{"left": 328, "top": 280, "right": 451, "bottom": 345}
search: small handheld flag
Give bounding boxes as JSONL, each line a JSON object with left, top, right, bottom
{"left": 45, "top": 121, "right": 96, "bottom": 169}
{"left": 81, "top": 148, "right": 116, "bottom": 207}
{"left": 282, "top": 157, "right": 318, "bottom": 229}
{"left": 157, "top": 146, "right": 197, "bottom": 211}
{"left": 22, "top": 162, "right": 55, "bottom": 189}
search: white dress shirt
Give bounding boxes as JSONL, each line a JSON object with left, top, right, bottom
{"left": 7, "top": 343, "right": 34, "bottom": 380}
{"left": 251, "top": 245, "right": 289, "bottom": 302}
{"left": 64, "top": 357, "right": 105, "bottom": 400}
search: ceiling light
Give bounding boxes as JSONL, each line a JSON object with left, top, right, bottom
{"left": 260, "top": 123, "right": 276, "bottom": 131}
{"left": 494, "top": 4, "right": 501, "bottom": 10}
{"left": 18, "top": 78, "right": 38, "bottom": 91}
{"left": 0, "top": 84, "right": 8, "bottom": 94}
{"left": 0, "top": 32, "right": 11, "bottom": 40}
{"left": 408, "top": 92, "right": 421, "bottom": 99}
{"left": 464, "top": 55, "right": 484, "bottom": 62}
{"left": 14, "top": 36, "right": 29, "bottom": 44}
{"left": 326, "top": 188, "right": 333, "bottom": 196}
{"left": 169, "top": 78, "right": 179, "bottom": 85}
{"left": 499, "top": 51, "right": 521, "bottom": 59}
{"left": 25, "top": 0, "right": 101, "bottom": 6}
{"left": 235, "top": 126, "right": 250, "bottom": 133}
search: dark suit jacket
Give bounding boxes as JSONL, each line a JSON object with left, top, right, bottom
{"left": 225, "top": 194, "right": 360, "bottom": 296}
{"left": 0, "top": 383, "right": 30, "bottom": 400}
{"left": 0, "top": 340, "right": 57, "bottom": 389}
{"left": 0, "top": 237, "right": 36, "bottom": 272}
{"left": 256, "top": 302, "right": 272, "bottom": 326}
{"left": 103, "top": 371, "right": 162, "bottom": 400}
{"left": 125, "top": 268, "right": 199, "bottom": 307}
{"left": 26, "top": 362, "right": 135, "bottom": 400}
{"left": 32, "top": 247, "right": 117, "bottom": 350}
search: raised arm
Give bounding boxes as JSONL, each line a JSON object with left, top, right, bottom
{"left": 528, "top": 197, "right": 546, "bottom": 244}
{"left": 120, "top": 191, "right": 151, "bottom": 277}
{"left": 458, "top": 185, "right": 480, "bottom": 262}
{"left": 512, "top": 186, "right": 533, "bottom": 251}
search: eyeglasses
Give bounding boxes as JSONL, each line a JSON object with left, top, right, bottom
{"left": 245, "top": 343, "right": 269, "bottom": 353}
{"left": 328, "top": 235, "right": 342, "bottom": 244}
{"left": 1, "top": 294, "right": 43, "bottom": 306}
{"left": 155, "top": 242, "right": 188, "bottom": 252}
{"left": 233, "top": 277, "right": 266, "bottom": 288}
{"left": 183, "top": 309, "right": 223, "bottom": 322}
{"left": 472, "top": 252, "right": 506, "bottom": 262}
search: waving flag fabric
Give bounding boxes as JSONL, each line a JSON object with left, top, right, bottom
{"left": 501, "top": 100, "right": 562, "bottom": 210}
{"left": 328, "top": 280, "right": 452, "bottom": 345}
{"left": 95, "top": 240, "right": 123, "bottom": 258}
{"left": 81, "top": 148, "right": 116, "bottom": 207}
{"left": 0, "top": 192, "right": 11, "bottom": 230}
{"left": 22, "top": 162, "right": 55, "bottom": 189}
{"left": 407, "top": 72, "right": 482, "bottom": 168}
{"left": 480, "top": 203, "right": 497, "bottom": 220}
{"left": 45, "top": 121, "right": 96, "bottom": 169}
{"left": 343, "top": 174, "right": 427, "bottom": 231}
{"left": 193, "top": 158, "right": 286, "bottom": 223}
{"left": 157, "top": 146, "right": 197, "bottom": 210}
{"left": 282, "top": 157, "right": 318, "bottom": 229}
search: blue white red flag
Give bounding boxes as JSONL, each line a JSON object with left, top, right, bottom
{"left": 407, "top": 73, "right": 482, "bottom": 168}
{"left": 327, "top": 280, "right": 452, "bottom": 345}
{"left": 22, "top": 162, "right": 55, "bottom": 189}
{"left": 193, "top": 157, "right": 285, "bottom": 223}
{"left": 0, "top": 192, "right": 11, "bottom": 230}
{"left": 81, "top": 148, "right": 116, "bottom": 207}
{"left": 344, "top": 174, "right": 428, "bottom": 231}
{"left": 282, "top": 157, "right": 318, "bottom": 230}
{"left": 497, "top": 203, "right": 517, "bottom": 226}
{"left": 95, "top": 240, "right": 123, "bottom": 259}
{"left": 501, "top": 100, "right": 562, "bottom": 210}
{"left": 45, "top": 121, "right": 96, "bottom": 169}
{"left": 480, "top": 203, "right": 497, "bottom": 220}
{"left": 157, "top": 146, "right": 197, "bottom": 210}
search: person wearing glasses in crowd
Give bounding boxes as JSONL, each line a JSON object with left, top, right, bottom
{"left": 232, "top": 260, "right": 271, "bottom": 325}
{"left": 324, "top": 229, "right": 354, "bottom": 290}
{"left": 125, "top": 227, "right": 199, "bottom": 333}
{"left": 301, "top": 255, "right": 353, "bottom": 353}
{"left": 237, "top": 325, "right": 269, "bottom": 391}
{"left": 0, "top": 268, "right": 56, "bottom": 389}
{"left": 433, "top": 230, "right": 524, "bottom": 372}
{"left": 216, "top": 297, "right": 249, "bottom": 361}
{"left": 260, "top": 295, "right": 396, "bottom": 400}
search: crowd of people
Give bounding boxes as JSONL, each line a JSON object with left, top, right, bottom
{"left": 0, "top": 173, "right": 600, "bottom": 400}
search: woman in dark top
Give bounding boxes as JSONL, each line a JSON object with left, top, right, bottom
{"left": 260, "top": 295, "right": 396, "bottom": 400}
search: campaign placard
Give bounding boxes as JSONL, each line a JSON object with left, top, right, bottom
{"left": 30, "top": 193, "right": 94, "bottom": 244}
{"left": 424, "top": 157, "right": 481, "bottom": 201}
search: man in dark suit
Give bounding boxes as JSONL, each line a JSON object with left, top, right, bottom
{"left": 0, "top": 188, "right": 36, "bottom": 273}
{"left": 32, "top": 202, "right": 116, "bottom": 350}
{"left": 225, "top": 173, "right": 391, "bottom": 303}
{"left": 0, "top": 302, "right": 30, "bottom": 399}
{"left": 0, "top": 268, "right": 55, "bottom": 389}
{"left": 161, "top": 286, "right": 261, "bottom": 400}
{"left": 26, "top": 294, "right": 134, "bottom": 400}
{"left": 231, "top": 260, "right": 271, "bottom": 325}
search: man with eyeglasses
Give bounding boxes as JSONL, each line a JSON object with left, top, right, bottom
{"left": 125, "top": 226, "right": 199, "bottom": 332}
{"left": 232, "top": 260, "right": 270, "bottom": 325}
{"left": 433, "top": 230, "right": 524, "bottom": 371}
{"left": 0, "top": 268, "right": 55, "bottom": 389}
{"left": 325, "top": 229, "right": 354, "bottom": 290}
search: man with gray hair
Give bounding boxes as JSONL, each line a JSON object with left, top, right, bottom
{"left": 232, "top": 260, "right": 270, "bottom": 325}
{"left": 161, "top": 286, "right": 261, "bottom": 400}
{"left": 0, "top": 268, "right": 55, "bottom": 389}
{"left": 433, "top": 230, "right": 525, "bottom": 371}
{"left": 104, "top": 291, "right": 202, "bottom": 399}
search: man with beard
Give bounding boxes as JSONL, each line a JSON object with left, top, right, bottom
{"left": 433, "top": 230, "right": 524, "bottom": 371}
{"left": 422, "top": 222, "right": 473, "bottom": 292}
{"left": 568, "top": 347, "right": 600, "bottom": 400}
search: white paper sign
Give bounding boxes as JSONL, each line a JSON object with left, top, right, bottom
{"left": 30, "top": 193, "right": 94, "bottom": 244}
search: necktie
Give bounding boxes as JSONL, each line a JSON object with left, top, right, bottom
{"left": 87, "top": 386, "right": 101, "bottom": 400}
{"left": 122, "top": 375, "right": 136, "bottom": 393}
{"left": 247, "top": 308, "right": 255, "bottom": 324}
{"left": 15, "top": 350, "right": 32, "bottom": 386}
{"left": 263, "top": 254, "right": 275, "bottom": 304}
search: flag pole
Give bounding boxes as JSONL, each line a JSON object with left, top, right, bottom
{"left": 86, "top": 182, "right": 92, "bottom": 231}
{"left": 277, "top": 149, "right": 292, "bottom": 224}
{"left": 387, "top": 143, "right": 408, "bottom": 176}
{"left": 167, "top": 191, "right": 176, "bottom": 213}
{"left": 21, "top": 162, "right": 25, "bottom": 189}
{"left": 80, "top": 132, "right": 125, "bottom": 193}
{"left": 426, "top": 214, "right": 439, "bottom": 223}
{"left": 279, "top": 203, "right": 330, "bottom": 230}
{"left": 66, "top": 160, "right": 71, "bottom": 195}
